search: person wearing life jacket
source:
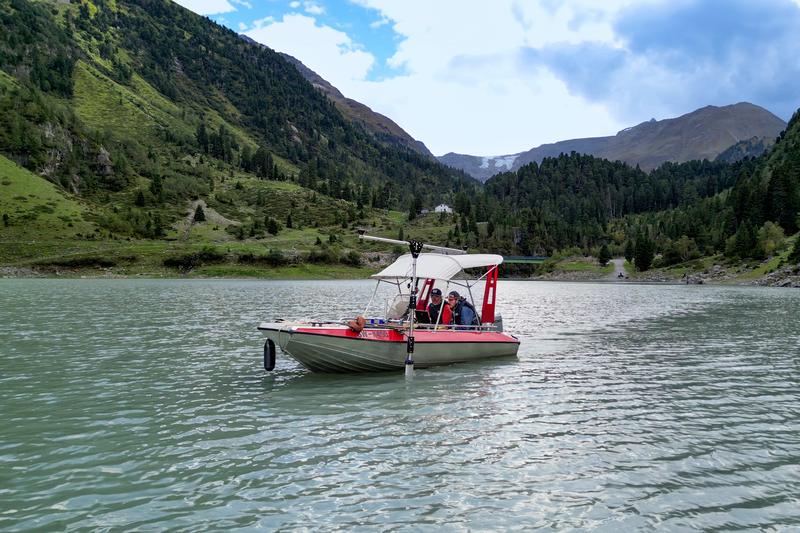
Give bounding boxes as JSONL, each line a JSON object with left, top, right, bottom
{"left": 446, "top": 291, "right": 479, "bottom": 328}
{"left": 427, "top": 288, "right": 451, "bottom": 325}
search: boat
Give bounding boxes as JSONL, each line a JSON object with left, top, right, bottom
{"left": 258, "top": 235, "right": 520, "bottom": 373}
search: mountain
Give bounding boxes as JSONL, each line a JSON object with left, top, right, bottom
{"left": 277, "top": 52, "right": 433, "bottom": 158}
{"left": 0, "top": 0, "right": 475, "bottom": 233}
{"left": 237, "top": 34, "right": 432, "bottom": 158}
{"left": 440, "top": 103, "right": 787, "bottom": 181}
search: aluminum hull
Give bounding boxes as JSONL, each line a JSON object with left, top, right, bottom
{"left": 258, "top": 322, "right": 520, "bottom": 373}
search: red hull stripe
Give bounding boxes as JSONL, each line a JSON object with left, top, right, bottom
{"left": 267, "top": 327, "right": 520, "bottom": 344}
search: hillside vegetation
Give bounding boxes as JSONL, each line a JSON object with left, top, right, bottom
{"left": 0, "top": 0, "right": 477, "bottom": 275}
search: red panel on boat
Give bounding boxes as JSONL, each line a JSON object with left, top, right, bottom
{"left": 293, "top": 328, "right": 518, "bottom": 344}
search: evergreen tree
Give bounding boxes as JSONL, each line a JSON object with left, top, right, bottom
{"left": 135, "top": 190, "right": 146, "bottom": 207}
{"left": 193, "top": 205, "right": 205, "bottom": 222}
{"left": 152, "top": 213, "right": 164, "bottom": 237}
{"left": 196, "top": 122, "right": 208, "bottom": 153}
{"left": 286, "top": 212, "right": 293, "bottom": 229}
{"left": 240, "top": 145, "right": 253, "bottom": 171}
{"left": 789, "top": 236, "right": 800, "bottom": 264}
{"left": 266, "top": 218, "right": 279, "bottom": 235}
{"left": 598, "top": 244, "right": 611, "bottom": 266}
{"left": 624, "top": 240, "right": 635, "bottom": 263}
{"left": 634, "top": 232, "right": 654, "bottom": 271}
{"left": 408, "top": 195, "right": 423, "bottom": 221}
{"left": 2, "top": 213, "right": 9, "bottom": 227}
{"left": 149, "top": 174, "right": 163, "bottom": 200}
{"left": 729, "top": 221, "right": 757, "bottom": 258}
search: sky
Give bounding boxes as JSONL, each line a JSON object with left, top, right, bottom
{"left": 174, "top": 0, "right": 800, "bottom": 156}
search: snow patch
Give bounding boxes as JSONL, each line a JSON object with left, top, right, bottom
{"left": 493, "top": 155, "right": 518, "bottom": 169}
{"left": 480, "top": 154, "right": 518, "bottom": 170}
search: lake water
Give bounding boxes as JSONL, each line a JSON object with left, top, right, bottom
{"left": 1, "top": 279, "right": 799, "bottom": 530}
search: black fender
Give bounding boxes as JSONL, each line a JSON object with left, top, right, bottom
{"left": 263, "top": 339, "right": 276, "bottom": 371}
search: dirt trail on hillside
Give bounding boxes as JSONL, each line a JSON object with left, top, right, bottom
{"left": 178, "top": 200, "right": 239, "bottom": 240}
{"left": 607, "top": 258, "right": 628, "bottom": 280}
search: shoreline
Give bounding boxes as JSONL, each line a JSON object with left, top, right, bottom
{"left": 3, "top": 266, "right": 798, "bottom": 287}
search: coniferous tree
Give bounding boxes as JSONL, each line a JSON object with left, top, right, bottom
{"left": 634, "top": 232, "right": 654, "bottom": 271}
{"left": 196, "top": 122, "right": 208, "bottom": 153}
{"left": 729, "top": 222, "right": 757, "bottom": 258}
{"left": 789, "top": 236, "right": 800, "bottom": 264}
{"left": 624, "top": 240, "right": 635, "bottom": 263}
{"left": 598, "top": 244, "right": 611, "bottom": 266}
{"left": 193, "top": 205, "right": 205, "bottom": 222}
{"left": 149, "top": 175, "right": 163, "bottom": 200}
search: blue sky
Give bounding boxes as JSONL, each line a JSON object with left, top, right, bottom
{"left": 175, "top": 0, "right": 800, "bottom": 156}
{"left": 206, "top": 0, "right": 405, "bottom": 80}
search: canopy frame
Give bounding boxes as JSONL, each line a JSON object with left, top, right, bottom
{"left": 364, "top": 256, "right": 500, "bottom": 326}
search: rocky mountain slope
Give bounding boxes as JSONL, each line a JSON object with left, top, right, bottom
{"left": 277, "top": 52, "right": 433, "bottom": 158}
{"left": 440, "top": 103, "right": 787, "bottom": 181}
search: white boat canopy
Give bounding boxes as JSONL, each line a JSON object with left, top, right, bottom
{"left": 372, "top": 253, "right": 503, "bottom": 281}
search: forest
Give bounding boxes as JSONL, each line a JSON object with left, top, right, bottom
{"left": 441, "top": 109, "right": 799, "bottom": 270}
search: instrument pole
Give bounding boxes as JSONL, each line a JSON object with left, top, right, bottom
{"left": 405, "top": 239, "right": 423, "bottom": 378}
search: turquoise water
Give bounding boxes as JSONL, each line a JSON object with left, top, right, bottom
{"left": 1, "top": 279, "right": 799, "bottom": 530}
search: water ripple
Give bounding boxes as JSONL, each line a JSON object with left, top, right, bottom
{"left": 1, "top": 279, "right": 800, "bottom": 530}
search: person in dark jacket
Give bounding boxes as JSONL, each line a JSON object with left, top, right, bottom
{"left": 427, "top": 288, "right": 453, "bottom": 325}
{"left": 447, "top": 291, "right": 478, "bottom": 327}
{"left": 427, "top": 288, "right": 444, "bottom": 323}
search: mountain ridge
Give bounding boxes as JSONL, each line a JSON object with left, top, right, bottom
{"left": 440, "top": 102, "right": 787, "bottom": 181}
{"left": 237, "top": 34, "right": 432, "bottom": 158}
{"left": 277, "top": 52, "right": 434, "bottom": 158}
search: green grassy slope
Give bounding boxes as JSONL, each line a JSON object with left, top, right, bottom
{"left": 0, "top": 154, "right": 97, "bottom": 241}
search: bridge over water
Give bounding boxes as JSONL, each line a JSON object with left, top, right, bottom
{"left": 502, "top": 255, "right": 549, "bottom": 264}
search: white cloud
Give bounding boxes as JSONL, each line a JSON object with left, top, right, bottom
{"left": 289, "top": 1, "right": 300, "bottom": 7}
{"left": 252, "top": 15, "right": 275, "bottom": 29}
{"left": 335, "top": 0, "right": 632, "bottom": 154}
{"left": 304, "top": 2, "right": 325, "bottom": 15}
{"left": 173, "top": 0, "right": 236, "bottom": 15}
{"left": 238, "top": 22, "right": 247, "bottom": 30}
{"left": 245, "top": 14, "right": 375, "bottom": 84}
{"left": 369, "top": 15, "right": 390, "bottom": 28}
